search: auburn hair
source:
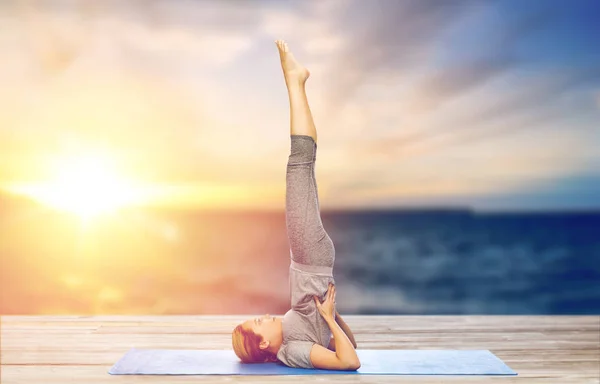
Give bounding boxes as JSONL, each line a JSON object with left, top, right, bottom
{"left": 232, "top": 323, "right": 279, "bottom": 363}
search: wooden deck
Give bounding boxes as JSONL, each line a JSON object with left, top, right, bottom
{"left": 1, "top": 315, "right": 598, "bottom": 383}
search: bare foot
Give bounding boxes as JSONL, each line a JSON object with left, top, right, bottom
{"left": 275, "top": 39, "right": 310, "bottom": 85}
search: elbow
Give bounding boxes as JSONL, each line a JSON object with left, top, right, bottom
{"left": 345, "top": 359, "right": 361, "bottom": 371}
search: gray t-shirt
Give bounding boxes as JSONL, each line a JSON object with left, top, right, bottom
{"left": 276, "top": 260, "right": 336, "bottom": 368}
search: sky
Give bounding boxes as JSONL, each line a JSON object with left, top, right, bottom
{"left": 0, "top": 0, "right": 599, "bottom": 212}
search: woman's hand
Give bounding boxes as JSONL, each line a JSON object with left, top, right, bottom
{"left": 314, "top": 283, "right": 336, "bottom": 321}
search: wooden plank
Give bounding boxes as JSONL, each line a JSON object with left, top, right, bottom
{"left": 2, "top": 366, "right": 599, "bottom": 384}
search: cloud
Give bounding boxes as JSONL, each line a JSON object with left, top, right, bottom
{"left": 259, "top": 0, "right": 348, "bottom": 62}
{"left": 405, "top": 8, "right": 557, "bottom": 114}
{"left": 3, "top": 0, "right": 265, "bottom": 77}
{"left": 112, "top": 0, "right": 271, "bottom": 63}
{"left": 320, "top": 0, "right": 478, "bottom": 112}
{"left": 116, "top": 22, "right": 254, "bottom": 65}
{"left": 351, "top": 64, "right": 600, "bottom": 164}
{"left": 324, "top": 104, "right": 598, "bottom": 208}
{"left": 460, "top": 66, "right": 600, "bottom": 130}
{"left": 324, "top": 4, "right": 564, "bottom": 156}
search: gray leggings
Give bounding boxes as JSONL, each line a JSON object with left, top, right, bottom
{"left": 286, "top": 135, "right": 335, "bottom": 270}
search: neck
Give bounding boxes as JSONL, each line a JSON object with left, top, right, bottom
{"left": 268, "top": 340, "right": 282, "bottom": 355}
{"left": 268, "top": 318, "right": 284, "bottom": 355}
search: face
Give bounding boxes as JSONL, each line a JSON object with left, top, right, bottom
{"left": 242, "top": 314, "right": 281, "bottom": 350}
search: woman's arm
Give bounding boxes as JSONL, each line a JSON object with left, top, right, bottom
{"left": 324, "top": 315, "right": 360, "bottom": 368}
{"left": 313, "top": 284, "right": 360, "bottom": 369}
{"left": 328, "top": 311, "right": 357, "bottom": 351}
{"left": 335, "top": 310, "right": 357, "bottom": 348}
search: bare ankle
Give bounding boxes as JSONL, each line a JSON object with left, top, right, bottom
{"left": 286, "top": 77, "right": 306, "bottom": 89}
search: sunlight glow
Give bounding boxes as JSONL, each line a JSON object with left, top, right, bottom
{"left": 9, "top": 153, "right": 144, "bottom": 220}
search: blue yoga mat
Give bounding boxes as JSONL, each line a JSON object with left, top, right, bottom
{"left": 108, "top": 348, "right": 517, "bottom": 375}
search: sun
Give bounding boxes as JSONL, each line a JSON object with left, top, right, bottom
{"left": 11, "top": 152, "right": 143, "bottom": 220}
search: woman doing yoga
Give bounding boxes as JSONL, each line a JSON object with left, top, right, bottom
{"left": 231, "top": 40, "right": 360, "bottom": 370}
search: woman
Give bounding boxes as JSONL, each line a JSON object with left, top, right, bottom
{"left": 231, "top": 40, "right": 360, "bottom": 370}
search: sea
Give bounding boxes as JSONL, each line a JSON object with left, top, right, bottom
{"left": 1, "top": 204, "right": 599, "bottom": 315}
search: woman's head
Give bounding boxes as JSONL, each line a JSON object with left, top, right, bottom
{"left": 232, "top": 314, "right": 283, "bottom": 363}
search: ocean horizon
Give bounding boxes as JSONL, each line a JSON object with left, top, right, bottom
{"left": 2, "top": 194, "right": 599, "bottom": 315}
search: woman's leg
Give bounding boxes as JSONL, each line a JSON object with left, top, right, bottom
{"left": 276, "top": 39, "right": 335, "bottom": 269}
